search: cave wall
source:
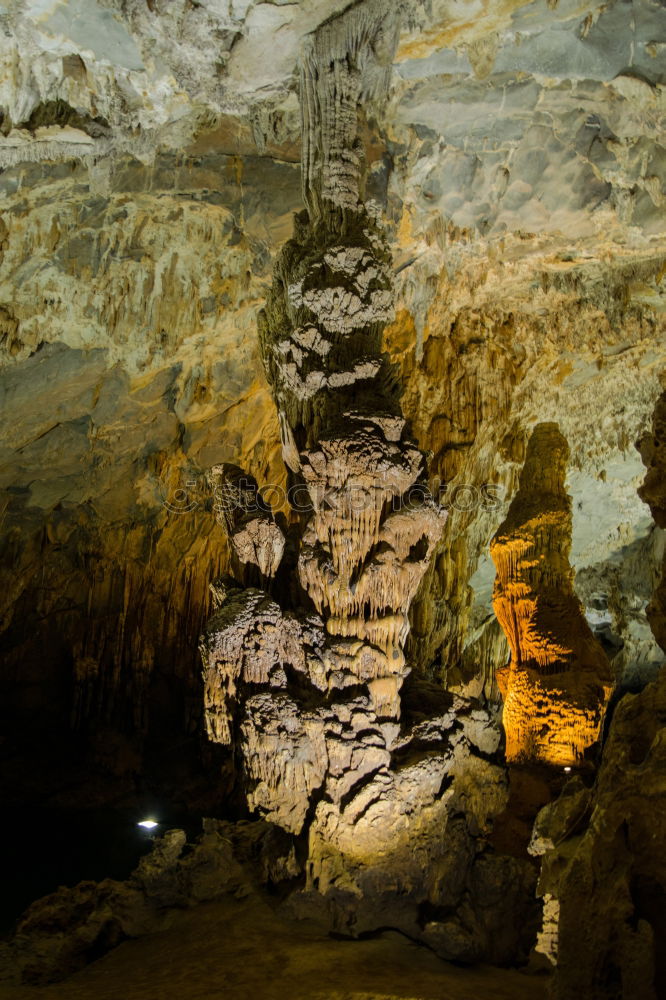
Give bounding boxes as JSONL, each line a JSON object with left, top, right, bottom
{"left": 0, "top": 150, "right": 296, "bottom": 804}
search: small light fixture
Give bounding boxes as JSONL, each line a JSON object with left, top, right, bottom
{"left": 563, "top": 766, "right": 572, "bottom": 773}
{"left": 137, "top": 819, "right": 159, "bottom": 830}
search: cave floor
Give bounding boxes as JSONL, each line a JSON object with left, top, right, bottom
{"left": 0, "top": 893, "right": 549, "bottom": 1000}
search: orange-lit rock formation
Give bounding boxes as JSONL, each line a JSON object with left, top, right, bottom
{"left": 490, "top": 422, "right": 613, "bottom": 765}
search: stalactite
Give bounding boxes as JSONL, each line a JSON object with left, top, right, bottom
{"left": 299, "top": 0, "right": 400, "bottom": 223}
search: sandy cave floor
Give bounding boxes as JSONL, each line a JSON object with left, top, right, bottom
{"left": 0, "top": 893, "right": 550, "bottom": 1000}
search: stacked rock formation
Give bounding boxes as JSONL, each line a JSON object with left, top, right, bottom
{"left": 490, "top": 423, "right": 613, "bottom": 765}
{"left": 200, "top": 1, "right": 537, "bottom": 961}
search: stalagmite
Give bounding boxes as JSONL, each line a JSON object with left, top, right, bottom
{"left": 490, "top": 423, "right": 613, "bottom": 765}
{"left": 199, "top": 0, "right": 537, "bottom": 963}
{"left": 0, "top": 0, "right": 665, "bottom": 991}
{"left": 203, "top": 0, "right": 445, "bottom": 760}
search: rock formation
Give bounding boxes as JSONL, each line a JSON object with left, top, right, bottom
{"left": 200, "top": 1, "right": 536, "bottom": 961}
{"left": 529, "top": 670, "right": 666, "bottom": 1000}
{"left": 0, "top": 820, "right": 299, "bottom": 986}
{"left": 638, "top": 391, "right": 666, "bottom": 653}
{"left": 208, "top": 463, "right": 286, "bottom": 585}
{"left": 0, "top": 822, "right": 546, "bottom": 1000}
{"left": 527, "top": 392, "right": 666, "bottom": 998}
{"left": 0, "top": 0, "right": 664, "bottom": 816}
{"left": 490, "top": 422, "right": 613, "bottom": 765}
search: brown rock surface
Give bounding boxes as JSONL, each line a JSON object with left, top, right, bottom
{"left": 0, "top": 824, "right": 250, "bottom": 986}
{"left": 529, "top": 668, "right": 666, "bottom": 999}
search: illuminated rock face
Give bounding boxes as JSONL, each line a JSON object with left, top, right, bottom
{"left": 203, "top": 0, "right": 445, "bottom": 753}
{"left": 528, "top": 402, "right": 666, "bottom": 997}
{"left": 199, "top": 2, "right": 537, "bottom": 961}
{"left": 202, "top": 0, "right": 447, "bottom": 835}
{"left": 490, "top": 423, "right": 613, "bottom": 765}
{"left": 258, "top": 211, "right": 447, "bottom": 718}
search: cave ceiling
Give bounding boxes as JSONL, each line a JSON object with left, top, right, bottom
{"left": 0, "top": 0, "right": 665, "bottom": 798}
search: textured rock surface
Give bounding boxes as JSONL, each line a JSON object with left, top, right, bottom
{"left": 199, "top": 0, "right": 538, "bottom": 964}
{"left": 490, "top": 422, "right": 612, "bottom": 765}
{"left": 0, "top": 1, "right": 663, "bottom": 994}
{"left": 0, "top": 149, "right": 298, "bottom": 807}
{"left": 1, "top": 0, "right": 664, "bottom": 811}
{"left": 208, "top": 463, "right": 285, "bottom": 584}
{"left": 0, "top": 822, "right": 256, "bottom": 985}
{"left": 638, "top": 391, "right": 666, "bottom": 651}
{"left": 385, "top": 0, "right": 666, "bottom": 692}
{"left": 528, "top": 395, "right": 666, "bottom": 998}
{"left": 529, "top": 668, "right": 666, "bottom": 999}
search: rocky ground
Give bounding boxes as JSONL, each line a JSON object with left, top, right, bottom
{"left": 0, "top": 816, "right": 548, "bottom": 997}
{"left": 0, "top": 891, "right": 549, "bottom": 1000}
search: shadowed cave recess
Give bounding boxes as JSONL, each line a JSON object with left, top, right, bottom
{"left": 0, "top": 1, "right": 665, "bottom": 998}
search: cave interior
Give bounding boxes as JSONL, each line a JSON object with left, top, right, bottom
{"left": 0, "top": 1, "right": 666, "bottom": 999}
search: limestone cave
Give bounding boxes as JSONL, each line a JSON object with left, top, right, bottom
{"left": 0, "top": 2, "right": 665, "bottom": 999}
